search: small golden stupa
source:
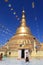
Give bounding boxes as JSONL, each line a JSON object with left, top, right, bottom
{"left": 0, "top": 10, "right": 41, "bottom": 59}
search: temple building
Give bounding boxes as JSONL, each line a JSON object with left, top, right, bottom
{"left": 0, "top": 10, "right": 43, "bottom": 59}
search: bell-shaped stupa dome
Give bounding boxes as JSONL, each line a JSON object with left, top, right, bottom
{"left": 16, "top": 10, "right": 32, "bottom": 35}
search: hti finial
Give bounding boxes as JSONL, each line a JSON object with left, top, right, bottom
{"left": 22, "top": 8, "right": 25, "bottom": 13}
{"left": 22, "top": 9, "right": 25, "bottom": 19}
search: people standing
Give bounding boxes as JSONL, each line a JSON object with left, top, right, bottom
{"left": 0, "top": 53, "right": 3, "bottom": 61}
{"left": 25, "top": 52, "right": 29, "bottom": 62}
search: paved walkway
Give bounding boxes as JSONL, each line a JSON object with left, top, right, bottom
{"left": 0, "top": 58, "right": 43, "bottom": 65}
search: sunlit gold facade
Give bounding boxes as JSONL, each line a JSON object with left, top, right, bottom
{"left": 0, "top": 10, "right": 43, "bottom": 58}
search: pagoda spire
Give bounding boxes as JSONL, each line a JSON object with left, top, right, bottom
{"left": 21, "top": 10, "right": 26, "bottom": 26}
{"left": 16, "top": 9, "right": 31, "bottom": 35}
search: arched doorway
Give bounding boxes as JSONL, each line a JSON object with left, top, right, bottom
{"left": 18, "top": 49, "right": 29, "bottom": 59}
{"left": 21, "top": 49, "right": 25, "bottom": 58}
{"left": 9, "top": 52, "right": 11, "bottom": 55}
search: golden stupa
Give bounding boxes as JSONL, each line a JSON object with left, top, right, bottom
{"left": 0, "top": 10, "right": 43, "bottom": 59}
{"left": 5, "top": 10, "right": 40, "bottom": 50}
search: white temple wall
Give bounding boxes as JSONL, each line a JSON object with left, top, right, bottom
{"left": 7, "top": 50, "right": 18, "bottom": 57}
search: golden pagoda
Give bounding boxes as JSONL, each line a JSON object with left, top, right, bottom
{"left": 0, "top": 10, "right": 41, "bottom": 59}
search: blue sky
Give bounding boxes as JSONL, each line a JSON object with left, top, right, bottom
{"left": 0, "top": 0, "right": 43, "bottom": 46}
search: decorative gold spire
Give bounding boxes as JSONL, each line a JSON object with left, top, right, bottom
{"left": 16, "top": 10, "right": 31, "bottom": 35}
{"left": 21, "top": 10, "right": 26, "bottom": 26}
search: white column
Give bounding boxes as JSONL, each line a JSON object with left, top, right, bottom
{"left": 18, "top": 50, "right": 21, "bottom": 59}
{"left": 34, "top": 40, "right": 36, "bottom": 51}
